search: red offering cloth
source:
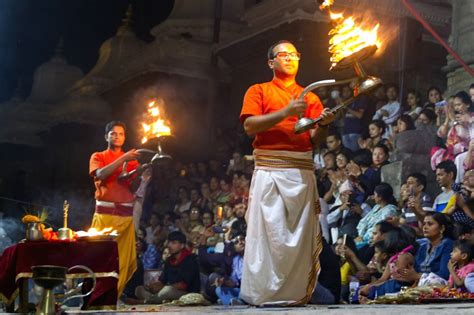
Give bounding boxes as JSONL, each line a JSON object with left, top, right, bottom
{"left": 0, "top": 240, "right": 119, "bottom": 310}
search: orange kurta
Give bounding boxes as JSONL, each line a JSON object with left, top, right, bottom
{"left": 89, "top": 149, "right": 139, "bottom": 203}
{"left": 89, "top": 149, "right": 139, "bottom": 296}
{"left": 240, "top": 78, "right": 324, "bottom": 152}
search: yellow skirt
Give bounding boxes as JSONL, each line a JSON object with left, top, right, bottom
{"left": 91, "top": 213, "right": 136, "bottom": 296}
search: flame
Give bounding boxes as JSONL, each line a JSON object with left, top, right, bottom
{"left": 328, "top": 12, "right": 380, "bottom": 68}
{"left": 141, "top": 100, "right": 172, "bottom": 144}
{"left": 321, "top": 0, "right": 381, "bottom": 68}
{"left": 76, "top": 227, "right": 118, "bottom": 237}
{"left": 319, "top": 0, "right": 334, "bottom": 10}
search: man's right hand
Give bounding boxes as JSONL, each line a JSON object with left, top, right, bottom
{"left": 122, "top": 149, "right": 140, "bottom": 162}
{"left": 285, "top": 97, "right": 308, "bottom": 117}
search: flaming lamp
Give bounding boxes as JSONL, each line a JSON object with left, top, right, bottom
{"left": 294, "top": 4, "right": 383, "bottom": 134}
{"left": 119, "top": 99, "right": 172, "bottom": 180}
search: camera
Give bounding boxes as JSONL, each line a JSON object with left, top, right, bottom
{"left": 452, "top": 183, "right": 469, "bottom": 200}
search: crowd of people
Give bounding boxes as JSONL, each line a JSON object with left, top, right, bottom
{"left": 120, "top": 82, "right": 474, "bottom": 305}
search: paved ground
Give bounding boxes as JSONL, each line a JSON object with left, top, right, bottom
{"left": 64, "top": 303, "right": 474, "bottom": 315}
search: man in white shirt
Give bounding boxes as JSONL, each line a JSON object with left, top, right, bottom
{"left": 373, "top": 84, "right": 401, "bottom": 125}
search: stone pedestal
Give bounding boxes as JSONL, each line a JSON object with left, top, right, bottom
{"left": 383, "top": 128, "right": 439, "bottom": 199}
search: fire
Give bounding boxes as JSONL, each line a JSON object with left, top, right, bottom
{"left": 76, "top": 227, "right": 118, "bottom": 237}
{"left": 141, "top": 100, "right": 172, "bottom": 144}
{"left": 319, "top": 0, "right": 334, "bottom": 10}
{"left": 322, "top": 1, "right": 381, "bottom": 68}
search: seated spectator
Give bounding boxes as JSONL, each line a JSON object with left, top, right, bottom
{"left": 326, "top": 131, "right": 353, "bottom": 158}
{"left": 396, "top": 115, "right": 416, "bottom": 134}
{"left": 432, "top": 160, "right": 457, "bottom": 213}
{"left": 400, "top": 173, "right": 432, "bottom": 228}
{"left": 313, "top": 144, "right": 328, "bottom": 171}
{"left": 215, "top": 233, "right": 245, "bottom": 305}
{"left": 196, "top": 228, "right": 235, "bottom": 300}
{"left": 230, "top": 203, "right": 247, "bottom": 238}
{"left": 359, "top": 227, "right": 418, "bottom": 300}
{"left": 327, "top": 180, "right": 370, "bottom": 240}
{"left": 372, "top": 84, "right": 401, "bottom": 128}
{"left": 163, "top": 212, "right": 179, "bottom": 233}
{"left": 346, "top": 149, "right": 381, "bottom": 200}
{"left": 323, "top": 152, "right": 350, "bottom": 205}
{"left": 372, "top": 144, "right": 390, "bottom": 170}
{"left": 180, "top": 206, "right": 204, "bottom": 248}
{"left": 460, "top": 140, "right": 474, "bottom": 180}
{"left": 343, "top": 220, "right": 399, "bottom": 279}
{"left": 356, "top": 183, "right": 398, "bottom": 245}
{"left": 221, "top": 203, "right": 237, "bottom": 231}
{"left": 209, "top": 177, "right": 222, "bottom": 209}
{"left": 310, "top": 238, "right": 341, "bottom": 304}
{"left": 227, "top": 151, "right": 252, "bottom": 175}
{"left": 369, "top": 84, "right": 387, "bottom": 113}
{"left": 447, "top": 170, "right": 474, "bottom": 229}
{"left": 391, "top": 213, "right": 454, "bottom": 287}
{"left": 416, "top": 108, "right": 438, "bottom": 129}
{"left": 342, "top": 85, "right": 370, "bottom": 152}
{"left": 146, "top": 213, "right": 166, "bottom": 246}
{"left": 334, "top": 235, "right": 357, "bottom": 302}
{"left": 199, "top": 182, "right": 213, "bottom": 211}
{"left": 423, "top": 86, "right": 443, "bottom": 111}
{"left": 404, "top": 89, "right": 422, "bottom": 120}
{"left": 448, "top": 240, "right": 474, "bottom": 291}
{"left": 431, "top": 91, "right": 472, "bottom": 170}
{"left": 189, "top": 188, "right": 202, "bottom": 209}
{"left": 121, "top": 239, "right": 145, "bottom": 304}
{"left": 230, "top": 178, "right": 249, "bottom": 206}
{"left": 317, "top": 151, "right": 337, "bottom": 200}
{"left": 173, "top": 187, "right": 192, "bottom": 214}
{"left": 141, "top": 239, "right": 161, "bottom": 271}
{"left": 135, "top": 231, "right": 200, "bottom": 304}
{"left": 216, "top": 176, "right": 233, "bottom": 204}
{"left": 316, "top": 85, "right": 337, "bottom": 109}
{"left": 358, "top": 120, "right": 389, "bottom": 151}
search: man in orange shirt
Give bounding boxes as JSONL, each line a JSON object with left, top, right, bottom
{"left": 239, "top": 40, "right": 334, "bottom": 306}
{"left": 89, "top": 121, "right": 147, "bottom": 297}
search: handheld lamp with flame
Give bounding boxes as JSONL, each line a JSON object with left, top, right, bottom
{"left": 119, "top": 99, "right": 173, "bottom": 180}
{"left": 294, "top": 0, "right": 383, "bottom": 134}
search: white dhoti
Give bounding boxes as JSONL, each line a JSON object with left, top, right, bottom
{"left": 240, "top": 149, "right": 323, "bottom": 306}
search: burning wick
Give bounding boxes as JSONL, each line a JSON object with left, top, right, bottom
{"left": 216, "top": 206, "right": 223, "bottom": 221}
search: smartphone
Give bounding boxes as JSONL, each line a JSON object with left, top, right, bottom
{"left": 212, "top": 226, "right": 227, "bottom": 234}
{"left": 435, "top": 100, "right": 447, "bottom": 108}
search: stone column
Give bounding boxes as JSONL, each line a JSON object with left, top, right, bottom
{"left": 445, "top": 0, "right": 474, "bottom": 95}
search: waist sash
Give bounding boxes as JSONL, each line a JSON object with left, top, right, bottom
{"left": 95, "top": 200, "right": 134, "bottom": 217}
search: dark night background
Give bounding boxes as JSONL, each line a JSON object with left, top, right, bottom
{"left": 0, "top": 0, "right": 174, "bottom": 102}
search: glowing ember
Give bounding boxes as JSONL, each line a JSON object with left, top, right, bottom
{"left": 76, "top": 227, "right": 118, "bottom": 237}
{"left": 322, "top": 1, "right": 381, "bottom": 68}
{"left": 141, "top": 100, "right": 172, "bottom": 144}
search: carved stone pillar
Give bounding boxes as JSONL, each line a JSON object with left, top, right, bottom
{"left": 445, "top": 0, "right": 474, "bottom": 95}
